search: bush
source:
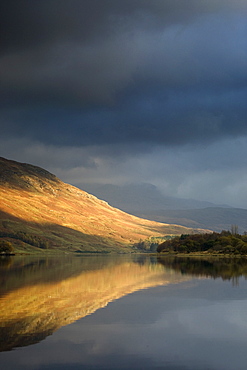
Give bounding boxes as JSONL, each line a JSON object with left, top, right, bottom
{"left": 0, "top": 240, "right": 14, "bottom": 254}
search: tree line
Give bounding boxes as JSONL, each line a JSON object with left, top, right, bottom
{"left": 0, "top": 231, "right": 49, "bottom": 250}
{"left": 157, "top": 230, "right": 247, "bottom": 255}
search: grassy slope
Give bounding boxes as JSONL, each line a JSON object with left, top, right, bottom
{"left": 0, "top": 157, "right": 208, "bottom": 253}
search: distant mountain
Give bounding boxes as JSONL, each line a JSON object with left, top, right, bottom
{"left": 0, "top": 157, "right": 207, "bottom": 254}
{"left": 79, "top": 183, "right": 223, "bottom": 213}
{"left": 136, "top": 207, "right": 247, "bottom": 234}
{"left": 79, "top": 183, "right": 246, "bottom": 233}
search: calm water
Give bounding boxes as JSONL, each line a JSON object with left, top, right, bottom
{"left": 1, "top": 254, "right": 247, "bottom": 370}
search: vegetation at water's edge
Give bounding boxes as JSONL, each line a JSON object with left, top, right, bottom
{"left": 157, "top": 230, "right": 247, "bottom": 255}
{"left": 133, "top": 236, "right": 175, "bottom": 252}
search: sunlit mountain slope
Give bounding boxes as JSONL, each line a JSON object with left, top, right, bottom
{"left": 0, "top": 157, "right": 208, "bottom": 253}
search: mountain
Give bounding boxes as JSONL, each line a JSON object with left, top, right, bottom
{"left": 0, "top": 157, "right": 207, "bottom": 254}
{"left": 79, "top": 182, "right": 227, "bottom": 212}
{"left": 80, "top": 183, "right": 246, "bottom": 233}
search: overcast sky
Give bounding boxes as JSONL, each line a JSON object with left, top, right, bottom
{"left": 1, "top": 0, "right": 247, "bottom": 208}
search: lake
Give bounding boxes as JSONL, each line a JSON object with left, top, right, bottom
{"left": 1, "top": 254, "right": 247, "bottom": 370}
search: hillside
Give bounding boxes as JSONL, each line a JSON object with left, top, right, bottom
{"left": 0, "top": 157, "right": 207, "bottom": 254}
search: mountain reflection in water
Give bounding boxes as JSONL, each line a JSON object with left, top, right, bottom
{"left": 0, "top": 254, "right": 187, "bottom": 352}
{"left": 1, "top": 255, "right": 247, "bottom": 353}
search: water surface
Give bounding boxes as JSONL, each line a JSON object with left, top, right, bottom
{"left": 1, "top": 255, "right": 247, "bottom": 369}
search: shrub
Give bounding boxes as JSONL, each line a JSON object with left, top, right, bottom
{"left": 0, "top": 240, "right": 14, "bottom": 254}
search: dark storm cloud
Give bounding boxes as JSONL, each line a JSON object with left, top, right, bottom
{"left": 1, "top": 0, "right": 246, "bottom": 51}
{"left": 1, "top": 86, "right": 246, "bottom": 148}
{"left": 0, "top": 0, "right": 246, "bottom": 148}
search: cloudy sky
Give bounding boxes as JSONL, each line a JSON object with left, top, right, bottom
{"left": 1, "top": 0, "right": 247, "bottom": 208}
